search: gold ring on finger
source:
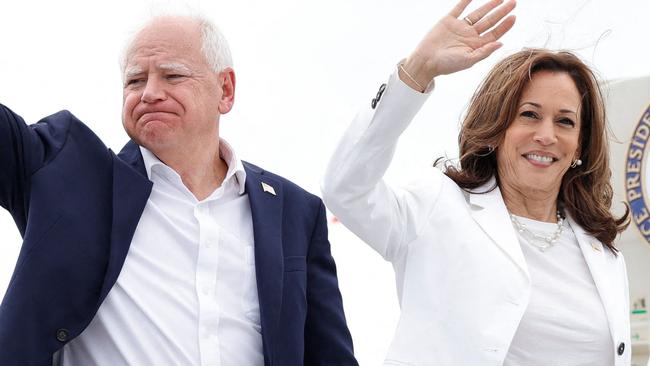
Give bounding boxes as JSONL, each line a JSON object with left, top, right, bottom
{"left": 463, "top": 16, "right": 474, "bottom": 26}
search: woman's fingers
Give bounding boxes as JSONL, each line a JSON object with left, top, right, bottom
{"left": 468, "top": 41, "right": 504, "bottom": 65}
{"left": 479, "top": 14, "right": 516, "bottom": 45}
{"left": 463, "top": 0, "right": 505, "bottom": 27}
{"left": 473, "top": 0, "right": 517, "bottom": 34}
{"left": 448, "top": 0, "right": 474, "bottom": 18}
{"left": 404, "top": 0, "right": 517, "bottom": 81}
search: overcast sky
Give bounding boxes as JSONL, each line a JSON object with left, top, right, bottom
{"left": 1, "top": 0, "right": 649, "bottom": 364}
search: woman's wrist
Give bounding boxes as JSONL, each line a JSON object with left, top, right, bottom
{"left": 399, "top": 54, "right": 437, "bottom": 92}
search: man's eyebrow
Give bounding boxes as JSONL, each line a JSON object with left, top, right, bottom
{"left": 124, "top": 63, "right": 191, "bottom": 79}
{"left": 159, "top": 63, "right": 192, "bottom": 74}
{"left": 125, "top": 65, "right": 143, "bottom": 79}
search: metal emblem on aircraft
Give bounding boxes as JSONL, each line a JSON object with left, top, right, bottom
{"left": 625, "top": 104, "right": 650, "bottom": 245}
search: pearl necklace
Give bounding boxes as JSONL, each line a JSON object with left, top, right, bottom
{"left": 510, "top": 211, "right": 564, "bottom": 252}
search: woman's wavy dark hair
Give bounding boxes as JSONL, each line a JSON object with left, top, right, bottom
{"left": 441, "top": 48, "right": 629, "bottom": 252}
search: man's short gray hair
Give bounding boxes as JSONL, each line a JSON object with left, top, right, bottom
{"left": 121, "top": 14, "right": 233, "bottom": 76}
{"left": 196, "top": 16, "right": 233, "bottom": 72}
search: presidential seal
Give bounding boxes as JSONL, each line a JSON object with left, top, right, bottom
{"left": 625, "top": 104, "right": 650, "bottom": 245}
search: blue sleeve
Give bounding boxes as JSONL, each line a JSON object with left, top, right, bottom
{"left": 0, "top": 104, "right": 67, "bottom": 236}
{"left": 304, "top": 200, "right": 358, "bottom": 365}
{"left": 0, "top": 105, "right": 40, "bottom": 235}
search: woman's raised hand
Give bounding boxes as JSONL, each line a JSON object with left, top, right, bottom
{"left": 400, "top": 0, "right": 516, "bottom": 91}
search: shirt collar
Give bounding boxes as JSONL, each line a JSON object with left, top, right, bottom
{"left": 139, "top": 138, "right": 247, "bottom": 195}
{"left": 218, "top": 139, "right": 247, "bottom": 195}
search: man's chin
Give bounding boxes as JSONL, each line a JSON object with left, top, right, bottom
{"left": 129, "top": 128, "right": 175, "bottom": 153}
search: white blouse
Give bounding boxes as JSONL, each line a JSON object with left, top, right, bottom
{"left": 505, "top": 215, "right": 614, "bottom": 365}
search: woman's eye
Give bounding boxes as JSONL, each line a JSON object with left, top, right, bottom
{"left": 558, "top": 118, "right": 576, "bottom": 127}
{"left": 521, "top": 111, "right": 538, "bottom": 119}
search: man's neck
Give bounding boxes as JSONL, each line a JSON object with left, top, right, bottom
{"left": 153, "top": 142, "right": 229, "bottom": 201}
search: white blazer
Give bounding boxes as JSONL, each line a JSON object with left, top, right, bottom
{"left": 321, "top": 73, "right": 631, "bottom": 365}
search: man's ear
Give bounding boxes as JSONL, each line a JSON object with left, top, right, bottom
{"left": 218, "top": 68, "right": 235, "bottom": 114}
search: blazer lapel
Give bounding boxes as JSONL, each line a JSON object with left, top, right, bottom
{"left": 468, "top": 179, "right": 529, "bottom": 277}
{"left": 243, "top": 161, "right": 284, "bottom": 358}
{"left": 568, "top": 215, "right": 623, "bottom": 348}
{"left": 99, "top": 141, "right": 152, "bottom": 302}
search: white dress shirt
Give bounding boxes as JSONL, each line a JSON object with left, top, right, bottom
{"left": 55, "top": 139, "right": 264, "bottom": 366}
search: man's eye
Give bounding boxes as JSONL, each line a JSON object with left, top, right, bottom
{"left": 167, "top": 74, "right": 185, "bottom": 79}
{"left": 126, "top": 78, "right": 144, "bottom": 86}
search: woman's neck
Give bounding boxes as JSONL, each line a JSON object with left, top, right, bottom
{"left": 500, "top": 181, "right": 560, "bottom": 223}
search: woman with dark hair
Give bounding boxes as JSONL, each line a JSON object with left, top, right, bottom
{"left": 321, "top": 0, "right": 631, "bottom": 365}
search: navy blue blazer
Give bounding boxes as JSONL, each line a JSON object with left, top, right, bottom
{"left": 0, "top": 105, "right": 357, "bottom": 366}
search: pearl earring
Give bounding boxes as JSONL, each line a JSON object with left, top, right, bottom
{"left": 570, "top": 159, "right": 582, "bottom": 168}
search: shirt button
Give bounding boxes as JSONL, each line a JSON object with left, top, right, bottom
{"left": 56, "top": 328, "right": 69, "bottom": 342}
{"left": 202, "top": 286, "right": 210, "bottom": 295}
{"left": 617, "top": 342, "right": 625, "bottom": 355}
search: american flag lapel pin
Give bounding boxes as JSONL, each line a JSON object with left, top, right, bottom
{"left": 261, "top": 182, "right": 276, "bottom": 196}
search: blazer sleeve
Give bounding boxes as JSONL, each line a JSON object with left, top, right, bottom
{"left": 304, "top": 200, "right": 358, "bottom": 366}
{"left": 0, "top": 104, "right": 53, "bottom": 235}
{"left": 0, "top": 104, "right": 74, "bottom": 236}
{"left": 321, "top": 72, "right": 442, "bottom": 262}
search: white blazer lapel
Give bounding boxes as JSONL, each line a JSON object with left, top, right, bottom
{"left": 468, "top": 179, "right": 529, "bottom": 277}
{"left": 568, "top": 215, "right": 625, "bottom": 350}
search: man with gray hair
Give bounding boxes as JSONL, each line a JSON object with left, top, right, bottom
{"left": 0, "top": 15, "right": 357, "bottom": 366}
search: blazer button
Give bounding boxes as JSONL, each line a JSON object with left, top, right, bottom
{"left": 56, "top": 328, "right": 69, "bottom": 342}
{"left": 617, "top": 342, "right": 625, "bottom": 355}
{"left": 371, "top": 83, "right": 387, "bottom": 109}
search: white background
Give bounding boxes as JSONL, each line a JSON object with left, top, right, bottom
{"left": 1, "top": 0, "right": 649, "bottom": 364}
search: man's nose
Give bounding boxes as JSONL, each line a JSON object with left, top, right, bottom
{"left": 141, "top": 77, "right": 166, "bottom": 103}
{"left": 533, "top": 119, "right": 558, "bottom": 146}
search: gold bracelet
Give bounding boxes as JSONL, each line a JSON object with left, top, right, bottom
{"left": 398, "top": 62, "right": 424, "bottom": 92}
